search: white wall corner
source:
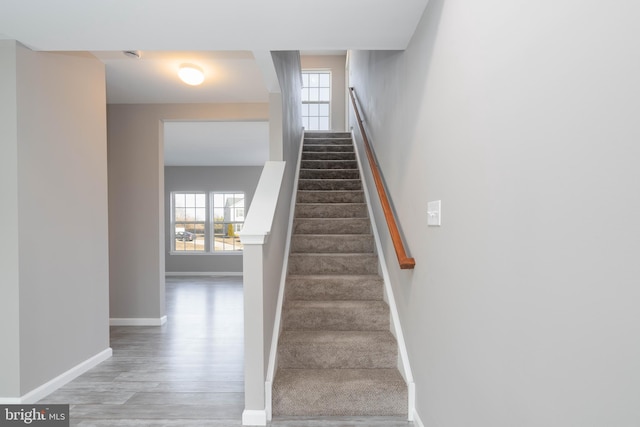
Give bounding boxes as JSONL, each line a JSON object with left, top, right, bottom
{"left": 242, "top": 409, "right": 267, "bottom": 426}
{"left": 5, "top": 348, "right": 113, "bottom": 404}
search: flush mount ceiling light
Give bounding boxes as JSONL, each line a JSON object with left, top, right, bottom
{"left": 178, "top": 64, "right": 205, "bottom": 86}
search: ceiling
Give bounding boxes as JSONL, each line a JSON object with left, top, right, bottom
{"left": 0, "top": 1, "right": 428, "bottom": 52}
{"left": 0, "top": 0, "right": 429, "bottom": 165}
{"left": 92, "top": 50, "right": 269, "bottom": 104}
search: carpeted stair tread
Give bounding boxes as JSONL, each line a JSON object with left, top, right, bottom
{"left": 301, "top": 160, "right": 358, "bottom": 169}
{"left": 288, "top": 253, "right": 378, "bottom": 275}
{"left": 278, "top": 330, "right": 397, "bottom": 369}
{"left": 299, "top": 169, "right": 360, "bottom": 180}
{"left": 303, "top": 144, "right": 354, "bottom": 153}
{"left": 304, "top": 131, "right": 351, "bottom": 138}
{"left": 295, "top": 202, "right": 367, "bottom": 218}
{"left": 298, "top": 179, "right": 362, "bottom": 191}
{"left": 293, "top": 218, "right": 371, "bottom": 235}
{"left": 291, "top": 234, "right": 374, "bottom": 254}
{"left": 282, "top": 300, "right": 389, "bottom": 331}
{"left": 303, "top": 138, "right": 352, "bottom": 145}
{"left": 302, "top": 152, "right": 356, "bottom": 161}
{"left": 286, "top": 275, "right": 384, "bottom": 301}
{"left": 272, "top": 369, "right": 407, "bottom": 416}
{"left": 296, "top": 190, "right": 365, "bottom": 204}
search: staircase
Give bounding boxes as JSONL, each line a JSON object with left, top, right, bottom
{"left": 272, "top": 131, "right": 408, "bottom": 417}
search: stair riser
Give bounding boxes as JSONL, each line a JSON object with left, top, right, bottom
{"left": 283, "top": 304, "right": 389, "bottom": 331}
{"left": 302, "top": 152, "right": 356, "bottom": 161}
{"left": 293, "top": 219, "right": 371, "bottom": 234}
{"left": 296, "top": 191, "right": 365, "bottom": 204}
{"left": 301, "top": 160, "right": 358, "bottom": 169}
{"left": 291, "top": 235, "right": 374, "bottom": 253}
{"left": 298, "top": 180, "right": 362, "bottom": 191}
{"left": 286, "top": 276, "right": 383, "bottom": 301}
{"left": 295, "top": 203, "right": 367, "bottom": 218}
{"left": 303, "top": 144, "right": 353, "bottom": 153}
{"left": 299, "top": 169, "right": 360, "bottom": 180}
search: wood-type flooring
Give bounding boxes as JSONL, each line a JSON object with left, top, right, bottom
{"left": 38, "top": 276, "right": 412, "bottom": 426}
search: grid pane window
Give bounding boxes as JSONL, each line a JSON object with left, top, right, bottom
{"left": 302, "top": 71, "right": 331, "bottom": 131}
{"left": 173, "top": 192, "right": 206, "bottom": 252}
{"left": 171, "top": 191, "right": 245, "bottom": 253}
{"left": 212, "top": 192, "right": 244, "bottom": 252}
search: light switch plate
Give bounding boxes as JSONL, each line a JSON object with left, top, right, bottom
{"left": 427, "top": 200, "right": 441, "bottom": 226}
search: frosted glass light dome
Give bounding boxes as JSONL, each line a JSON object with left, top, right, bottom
{"left": 178, "top": 64, "right": 204, "bottom": 86}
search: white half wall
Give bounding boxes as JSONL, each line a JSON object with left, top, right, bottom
{"left": 348, "top": 1, "right": 640, "bottom": 426}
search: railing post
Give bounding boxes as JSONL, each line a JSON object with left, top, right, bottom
{"left": 241, "top": 241, "right": 267, "bottom": 425}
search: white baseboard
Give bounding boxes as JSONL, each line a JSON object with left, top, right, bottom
{"left": 0, "top": 347, "right": 112, "bottom": 404}
{"left": 165, "top": 271, "right": 243, "bottom": 277}
{"left": 242, "top": 409, "right": 267, "bottom": 426}
{"left": 110, "top": 316, "right": 167, "bottom": 326}
{"left": 413, "top": 408, "right": 425, "bottom": 427}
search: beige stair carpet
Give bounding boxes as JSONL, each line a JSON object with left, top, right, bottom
{"left": 272, "top": 131, "right": 407, "bottom": 418}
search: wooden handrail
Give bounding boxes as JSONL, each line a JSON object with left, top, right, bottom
{"left": 349, "top": 87, "right": 415, "bottom": 270}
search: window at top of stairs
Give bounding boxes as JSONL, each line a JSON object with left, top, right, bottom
{"left": 302, "top": 71, "right": 331, "bottom": 131}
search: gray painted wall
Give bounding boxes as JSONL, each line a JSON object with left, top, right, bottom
{"left": 301, "top": 55, "right": 347, "bottom": 131}
{"left": 349, "top": 1, "right": 640, "bottom": 426}
{"left": 107, "top": 103, "right": 268, "bottom": 319}
{"left": 0, "top": 43, "right": 110, "bottom": 397}
{"left": 164, "top": 166, "right": 263, "bottom": 273}
{"left": 0, "top": 40, "right": 21, "bottom": 398}
{"left": 261, "top": 50, "right": 303, "bottom": 401}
